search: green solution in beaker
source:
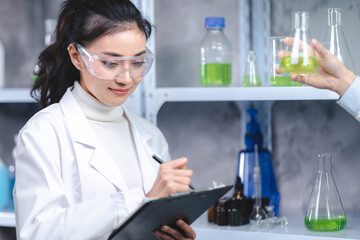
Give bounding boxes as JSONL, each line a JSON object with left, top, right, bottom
{"left": 304, "top": 216, "right": 347, "bottom": 232}
{"left": 270, "top": 75, "right": 303, "bottom": 86}
{"left": 279, "top": 56, "right": 319, "bottom": 74}
{"left": 242, "top": 74, "right": 262, "bottom": 87}
{"left": 199, "top": 63, "right": 232, "bottom": 86}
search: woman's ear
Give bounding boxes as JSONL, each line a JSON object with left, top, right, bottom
{"left": 67, "top": 44, "right": 81, "bottom": 70}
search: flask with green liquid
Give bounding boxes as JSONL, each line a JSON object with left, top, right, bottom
{"left": 305, "top": 153, "right": 347, "bottom": 232}
{"left": 279, "top": 12, "right": 318, "bottom": 75}
{"left": 199, "top": 17, "right": 232, "bottom": 86}
{"left": 242, "top": 51, "right": 262, "bottom": 87}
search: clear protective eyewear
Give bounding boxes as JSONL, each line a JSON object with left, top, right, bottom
{"left": 75, "top": 43, "right": 154, "bottom": 80}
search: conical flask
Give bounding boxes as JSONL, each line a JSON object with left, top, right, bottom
{"left": 305, "top": 153, "right": 347, "bottom": 232}
{"left": 323, "top": 8, "right": 356, "bottom": 73}
{"left": 242, "top": 51, "right": 262, "bottom": 87}
{"left": 279, "top": 12, "right": 318, "bottom": 74}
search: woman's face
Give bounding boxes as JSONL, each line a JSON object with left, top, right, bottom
{"left": 75, "top": 28, "right": 147, "bottom": 107}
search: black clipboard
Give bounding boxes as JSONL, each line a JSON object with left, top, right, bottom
{"left": 108, "top": 185, "right": 232, "bottom": 240}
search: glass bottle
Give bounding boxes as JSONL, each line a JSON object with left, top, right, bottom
{"left": 7, "top": 165, "right": 15, "bottom": 212}
{"left": 199, "top": 17, "right": 232, "bottom": 86}
{"left": 279, "top": 12, "right": 318, "bottom": 74}
{"left": 305, "top": 153, "right": 347, "bottom": 232}
{"left": 323, "top": 8, "right": 355, "bottom": 73}
{"left": 242, "top": 51, "right": 262, "bottom": 87}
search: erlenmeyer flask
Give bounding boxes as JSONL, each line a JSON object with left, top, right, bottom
{"left": 242, "top": 51, "right": 262, "bottom": 87}
{"left": 323, "top": 8, "right": 355, "bottom": 73}
{"left": 279, "top": 12, "right": 318, "bottom": 74}
{"left": 305, "top": 153, "right": 347, "bottom": 232}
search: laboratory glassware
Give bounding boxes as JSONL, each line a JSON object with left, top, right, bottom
{"left": 242, "top": 51, "right": 262, "bottom": 87}
{"left": 237, "top": 108, "right": 280, "bottom": 215}
{"left": 323, "top": 8, "right": 355, "bottom": 73}
{"left": 249, "top": 145, "right": 269, "bottom": 224}
{"left": 199, "top": 17, "right": 232, "bottom": 86}
{"left": 279, "top": 12, "right": 318, "bottom": 74}
{"left": 305, "top": 153, "right": 347, "bottom": 231}
{"left": 269, "top": 36, "right": 302, "bottom": 86}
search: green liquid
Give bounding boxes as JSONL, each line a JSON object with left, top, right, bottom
{"left": 242, "top": 74, "right": 262, "bottom": 87}
{"left": 305, "top": 216, "right": 347, "bottom": 232}
{"left": 199, "top": 63, "right": 232, "bottom": 86}
{"left": 279, "top": 56, "right": 319, "bottom": 74}
{"left": 270, "top": 75, "right": 303, "bottom": 86}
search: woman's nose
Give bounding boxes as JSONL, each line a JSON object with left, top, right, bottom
{"left": 115, "top": 69, "right": 132, "bottom": 84}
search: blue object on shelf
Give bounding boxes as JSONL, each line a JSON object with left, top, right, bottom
{"left": 236, "top": 108, "right": 280, "bottom": 215}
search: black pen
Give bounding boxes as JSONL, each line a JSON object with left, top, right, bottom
{"left": 152, "top": 154, "right": 195, "bottom": 190}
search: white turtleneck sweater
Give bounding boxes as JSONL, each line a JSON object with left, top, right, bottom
{"left": 71, "top": 81, "right": 143, "bottom": 191}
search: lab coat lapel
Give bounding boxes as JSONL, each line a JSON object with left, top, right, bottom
{"left": 60, "top": 89, "right": 127, "bottom": 200}
{"left": 124, "top": 108, "right": 158, "bottom": 194}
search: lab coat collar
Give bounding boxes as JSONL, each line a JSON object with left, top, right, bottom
{"left": 59, "top": 88, "right": 157, "bottom": 195}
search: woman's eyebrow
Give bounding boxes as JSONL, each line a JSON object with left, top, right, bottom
{"left": 101, "top": 50, "right": 146, "bottom": 57}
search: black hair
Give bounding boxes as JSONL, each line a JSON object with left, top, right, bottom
{"left": 31, "top": 0, "right": 152, "bottom": 108}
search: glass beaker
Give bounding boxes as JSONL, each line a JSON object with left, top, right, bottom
{"left": 269, "top": 36, "right": 302, "bottom": 86}
{"left": 279, "top": 12, "right": 318, "bottom": 74}
{"left": 305, "top": 153, "right": 347, "bottom": 232}
{"left": 242, "top": 51, "right": 262, "bottom": 87}
{"left": 323, "top": 8, "right": 356, "bottom": 73}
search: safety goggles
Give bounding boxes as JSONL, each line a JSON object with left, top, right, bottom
{"left": 75, "top": 43, "right": 154, "bottom": 80}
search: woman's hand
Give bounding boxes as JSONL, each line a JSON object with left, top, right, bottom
{"left": 154, "top": 220, "right": 196, "bottom": 240}
{"left": 290, "top": 38, "right": 356, "bottom": 95}
{"left": 278, "top": 38, "right": 356, "bottom": 96}
{"left": 146, "top": 157, "right": 193, "bottom": 198}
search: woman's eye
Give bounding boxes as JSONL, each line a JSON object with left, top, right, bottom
{"left": 102, "top": 61, "right": 118, "bottom": 68}
{"left": 132, "top": 61, "right": 145, "bottom": 68}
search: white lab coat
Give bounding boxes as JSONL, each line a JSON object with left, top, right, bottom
{"left": 14, "top": 87, "right": 171, "bottom": 240}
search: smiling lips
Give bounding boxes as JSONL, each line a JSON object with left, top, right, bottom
{"left": 109, "top": 88, "right": 130, "bottom": 96}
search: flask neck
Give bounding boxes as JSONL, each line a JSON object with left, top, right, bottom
{"left": 328, "top": 8, "right": 342, "bottom": 26}
{"left": 317, "top": 153, "right": 332, "bottom": 173}
{"left": 293, "top": 11, "right": 310, "bottom": 30}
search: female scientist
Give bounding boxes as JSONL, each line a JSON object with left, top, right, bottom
{"left": 13, "top": 0, "right": 196, "bottom": 239}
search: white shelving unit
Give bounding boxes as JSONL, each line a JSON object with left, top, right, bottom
{"left": 0, "top": 88, "right": 35, "bottom": 103}
{"left": 193, "top": 213, "right": 360, "bottom": 240}
{"left": 138, "top": 0, "right": 357, "bottom": 239}
{"left": 0, "top": 212, "right": 15, "bottom": 228}
{"left": 145, "top": 86, "right": 339, "bottom": 123}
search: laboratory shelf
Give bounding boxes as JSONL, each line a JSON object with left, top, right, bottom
{"left": 0, "top": 88, "right": 35, "bottom": 103}
{"left": 151, "top": 86, "right": 339, "bottom": 103}
{"left": 145, "top": 86, "right": 339, "bottom": 122}
{"left": 192, "top": 213, "right": 360, "bottom": 240}
{"left": 0, "top": 212, "right": 15, "bottom": 227}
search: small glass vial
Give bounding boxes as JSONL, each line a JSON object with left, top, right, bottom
{"left": 242, "top": 51, "right": 262, "bottom": 87}
{"left": 199, "top": 17, "right": 232, "bottom": 86}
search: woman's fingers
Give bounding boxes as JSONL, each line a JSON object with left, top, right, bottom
{"left": 154, "top": 221, "right": 196, "bottom": 240}
{"left": 177, "top": 220, "right": 196, "bottom": 239}
{"left": 164, "top": 157, "right": 188, "bottom": 169}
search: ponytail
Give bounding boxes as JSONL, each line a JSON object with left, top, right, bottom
{"left": 31, "top": 0, "right": 152, "bottom": 108}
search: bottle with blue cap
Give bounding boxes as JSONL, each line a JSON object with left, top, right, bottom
{"left": 199, "top": 17, "right": 232, "bottom": 86}
{"left": 236, "top": 108, "right": 280, "bottom": 216}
